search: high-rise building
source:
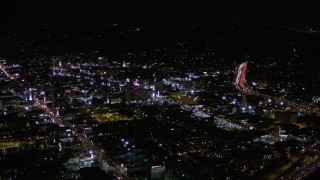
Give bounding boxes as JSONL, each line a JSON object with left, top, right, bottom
{"left": 98, "top": 57, "right": 109, "bottom": 67}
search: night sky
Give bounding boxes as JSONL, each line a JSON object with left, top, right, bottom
{"left": 1, "top": 2, "right": 320, "bottom": 28}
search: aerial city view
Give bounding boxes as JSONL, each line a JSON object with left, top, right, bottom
{"left": 2, "top": 2, "right": 320, "bottom": 179}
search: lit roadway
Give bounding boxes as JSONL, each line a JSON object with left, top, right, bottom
{"left": 234, "top": 62, "right": 320, "bottom": 116}
{"left": 0, "top": 64, "right": 16, "bottom": 81}
{"left": 235, "top": 62, "right": 320, "bottom": 178}
{"left": 0, "top": 63, "right": 128, "bottom": 179}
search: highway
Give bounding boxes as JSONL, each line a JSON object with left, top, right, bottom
{"left": 0, "top": 64, "right": 17, "bottom": 81}
{"left": 234, "top": 62, "right": 320, "bottom": 116}
{"left": 0, "top": 63, "right": 128, "bottom": 179}
{"left": 235, "top": 62, "right": 320, "bottom": 179}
